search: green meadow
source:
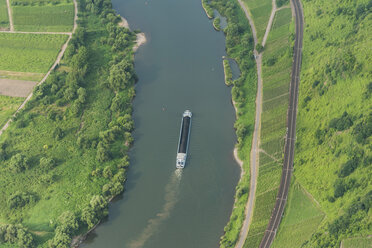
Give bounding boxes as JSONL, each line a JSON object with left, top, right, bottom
{"left": 12, "top": 3, "right": 74, "bottom": 32}
{"left": 0, "top": 0, "right": 9, "bottom": 29}
{"left": 244, "top": 7, "right": 293, "bottom": 248}
{"left": 242, "top": 0, "right": 272, "bottom": 43}
{"left": 0, "top": 33, "right": 68, "bottom": 73}
{"left": 0, "top": 95, "right": 24, "bottom": 127}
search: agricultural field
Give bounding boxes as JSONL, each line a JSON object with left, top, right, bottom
{"left": 12, "top": 3, "right": 74, "bottom": 32}
{"left": 242, "top": 0, "right": 272, "bottom": 43}
{"left": 0, "top": 95, "right": 24, "bottom": 127}
{"left": 287, "top": 0, "right": 372, "bottom": 246}
{"left": 0, "top": 33, "right": 68, "bottom": 73}
{"left": 272, "top": 182, "right": 324, "bottom": 248}
{"left": 342, "top": 237, "right": 372, "bottom": 248}
{"left": 0, "top": 70, "right": 44, "bottom": 81}
{"left": 0, "top": 0, "right": 9, "bottom": 29}
{"left": 244, "top": 7, "right": 293, "bottom": 248}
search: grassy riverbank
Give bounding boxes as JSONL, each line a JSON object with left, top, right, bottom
{"left": 205, "top": 0, "right": 257, "bottom": 247}
{"left": 0, "top": 0, "right": 138, "bottom": 246}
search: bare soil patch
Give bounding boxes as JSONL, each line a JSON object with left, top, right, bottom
{"left": 0, "top": 78, "right": 38, "bottom": 97}
{"left": 0, "top": 70, "right": 44, "bottom": 81}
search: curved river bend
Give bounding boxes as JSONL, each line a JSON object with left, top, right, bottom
{"left": 82, "top": 0, "right": 240, "bottom": 247}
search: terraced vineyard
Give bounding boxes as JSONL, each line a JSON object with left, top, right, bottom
{"left": 0, "top": 33, "right": 68, "bottom": 73}
{"left": 0, "top": 0, "right": 75, "bottom": 129}
{"left": 272, "top": 182, "right": 324, "bottom": 247}
{"left": 0, "top": 0, "right": 9, "bottom": 29}
{"left": 12, "top": 3, "right": 74, "bottom": 32}
{"left": 242, "top": 0, "right": 272, "bottom": 43}
{"left": 244, "top": 6, "right": 294, "bottom": 248}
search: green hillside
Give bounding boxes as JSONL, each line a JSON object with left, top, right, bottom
{"left": 278, "top": 0, "right": 372, "bottom": 247}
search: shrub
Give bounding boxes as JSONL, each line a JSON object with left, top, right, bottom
{"left": 7, "top": 191, "right": 37, "bottom": 209}
{"left": 338, "top": 157, "right": 359, "bottom": 178}
{"left": 53, "top": 127, "right": 64, "bottom": 140}
{"left": 329, "top": 111, "right": 353, "bottom": 131}
{"left": 40, "top": 157, "right": 56, "bottom": 172}
{"left": 9, "top": 154, "right": 29, "bottom": 172}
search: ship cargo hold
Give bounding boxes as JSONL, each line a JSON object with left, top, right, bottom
{"left": 176, "top": 110, "right": 192, "bottom": 168}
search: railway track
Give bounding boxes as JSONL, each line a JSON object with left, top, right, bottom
{"left": 259, "top": 0, "right": 304, "bottom": 247}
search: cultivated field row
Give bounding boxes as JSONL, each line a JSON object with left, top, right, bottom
{"left": 0, "top": 0, "right": 77, "bottom": 135}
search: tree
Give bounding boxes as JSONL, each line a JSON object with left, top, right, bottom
{"left": 57, "top": 211, "right": 78, "bottom": 235}
{"left": 81, "top": 206, "right": 98, "bottom": 229}
{"left": 117, "top": 156, "right": 129, "bottom": 169}
{"left": 70, "top": 46, "right": 88, "bottom": 72}
{"left": 9, "top": 154, "right": 29, "bottom": 172}
{"left": 96, "top": 141, "right": 110, "bottom": 162}
{"left": 108, "top": 60, "right": 135, "bottom": 90}
{"left": 53, "top": 127, "right": 64, "bottom": 140}
{"left": 77, "top": 87, "right": 87, "bottom": 104}
{"left": 90, "top": 195, "right": 108, "bottom": 216}
{"left": 102, "top": 166, "right": 113, "bottom": 179}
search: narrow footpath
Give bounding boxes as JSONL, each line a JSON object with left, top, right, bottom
{"left": 0, "top": 0, "right": 78, "bottom": 136}
{"left": 6, "top": 0, "right": 13, "bottom": 31}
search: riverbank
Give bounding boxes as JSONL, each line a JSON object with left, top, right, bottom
{"left": 222, "top": 59, "right": 244, "bottom": 176}
{"left": 119, "top": 16, "right": 146, "bottom": 52}
{"left": 206, "top": 1, "right": 258, "bottom": 247}
{"left": 201, "top": 0, "right": 214, "bottom": 19}
{"left": 71, "top": 11, "right": 147, "bottom": 248}
{"left": 0, "top": 0, "right": 140, "bottom": 246}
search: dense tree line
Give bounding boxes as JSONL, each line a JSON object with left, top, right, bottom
{"left": 207, "top": 0, "right": 257, "bottom": 247}
{"left": 304, "top": 190, "right": 372, "bottom": 247}
{"left": 0, "top": 224, "right": 34, "bottom": 248}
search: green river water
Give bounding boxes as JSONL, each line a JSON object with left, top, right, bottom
{"left": 82, "top": 0, "right": 240, "bottom": 247}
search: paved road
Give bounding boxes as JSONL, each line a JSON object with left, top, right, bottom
{"left": 235, "top": 0, "right": 263, "bottom": 247}
{"left": 259, "top": 0, "right": 304, "bottom": 247}
{"left": 0, "top": 0, "right": 78, "bottom": 136}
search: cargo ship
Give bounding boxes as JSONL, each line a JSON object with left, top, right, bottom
{"left": 176, "top": 110, "right": 192, "bottom": 168}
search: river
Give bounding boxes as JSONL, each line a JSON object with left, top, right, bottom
{"left": 82, "top": 0, "right": 240, "bottom": 247}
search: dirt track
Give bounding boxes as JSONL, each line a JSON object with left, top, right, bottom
{"left": 235, "top": 0, "right": 263, "bottom": 247}
{"left": 0, "top": 79, "right": 37, "bottom": 97}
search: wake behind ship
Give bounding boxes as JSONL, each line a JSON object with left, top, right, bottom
{"left": 176, "top": 110, "right": 192, "bottom": 168}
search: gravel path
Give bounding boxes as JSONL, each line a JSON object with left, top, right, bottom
{"left": 262, "top": 0, "right": 277, "bottom": 47}
{"left": 0, "top": 0, "right": 78, "bottom": 136}
{"left": 235, "top": 0, "right": 264, "bottom": 247}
